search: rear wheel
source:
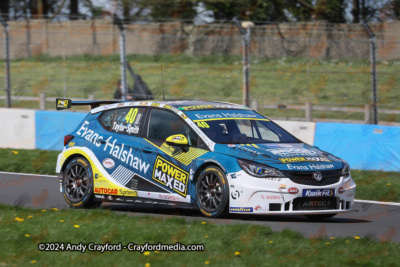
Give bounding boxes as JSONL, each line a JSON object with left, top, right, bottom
{"left": 196, "top": 166, "right": 229, "bottom": 218}
{"left": 63, "top": 157, "right": 100, "bottom": 208}
{"left": 305, "top": 213, "right": 337, "bottom": 220}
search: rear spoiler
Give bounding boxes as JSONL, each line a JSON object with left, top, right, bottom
{"left": 56, "top": 98, "right": 125, "bottom": 110}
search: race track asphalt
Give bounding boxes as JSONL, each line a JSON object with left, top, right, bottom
{"left": 1, "top": 171, "right": 399, "bottom": 243}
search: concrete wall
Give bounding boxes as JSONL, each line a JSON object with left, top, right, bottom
{"left": 274, "top": 120, "right": 315, "bottom": 145}
{"left": 0, "top": 108, "right": 36, "bottom": 149}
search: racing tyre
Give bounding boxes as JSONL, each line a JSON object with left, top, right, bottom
{"left": 63, "top": 157, "right": 100, "bottom": 208}
{"left": 196, "top": 166, "right": 229, "bottom": 218}
{"left": 305, "top": 213, "right": 337, "bottom": 220}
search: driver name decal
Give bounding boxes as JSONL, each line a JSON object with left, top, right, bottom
{"left": 152, "top": 156, "right": 189, "bottom": 197}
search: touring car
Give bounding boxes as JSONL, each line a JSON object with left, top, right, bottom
{"left": 55, "top": 99, "right": 356, "bottom": 219}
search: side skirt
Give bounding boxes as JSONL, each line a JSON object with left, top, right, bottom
{"left": 94, "top": 194, "right": 197, "bottom": 209}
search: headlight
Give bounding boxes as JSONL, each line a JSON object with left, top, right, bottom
{"left": 342, "top": 161, "right": 351, "bottom": 177}
{"left": 237, "top": 159, "right": 285, "bottom": 178}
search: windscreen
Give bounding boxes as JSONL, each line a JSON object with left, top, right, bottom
{"left": 186, "top": 110, "right": 300, "bottom": 144}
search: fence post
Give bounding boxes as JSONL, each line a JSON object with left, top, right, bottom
{"left": 113, "top": 15, "right": 127, "bottom": 101}
{"left": 39, "top": 93, "right": 46, "bottom": 110}
{"left": 251, "top": 99, "right": 258, "bottom": 111}
{"left": 364, "top": 104, "right": 372, "bottom": 124}
{"left": 89, "top": 94, "right": 95, "bottom": 101}
{"left": 363, "top": 23, "right": 378, "bottom": 124}
{"left": 0, "top": 14, "right": 11, "bottom": 108}
{"left": 233, "top": 19, "right": 253, "bottom": 108}
{"left": 305, "top": 102, "right": 312, "bottom": 121}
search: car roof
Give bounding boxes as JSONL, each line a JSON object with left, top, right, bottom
{"left": 91, "top": 100, "right": 251, "bottom": 114}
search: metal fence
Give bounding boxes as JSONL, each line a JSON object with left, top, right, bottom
{"left": 0, "top": 18, "right": 399, "bottom": 124}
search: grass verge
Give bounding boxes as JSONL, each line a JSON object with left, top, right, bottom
{"left": 0, "top": 203, "right": 399, "bottom": 266}
{"left": 0, "top": 148, "right": 399, "bottom": 202}
{"left": 1, "top": 54, "right": 399, "bottom": 122}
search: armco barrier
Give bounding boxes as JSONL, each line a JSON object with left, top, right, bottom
{"left": 0, "top": 108, "right": 36, "bottom": 149}
{"left": 314, "top": 122, "right": 400, "bottom": 172}
{"left": 35, "top": 111, "right": 87, "bottom": 151}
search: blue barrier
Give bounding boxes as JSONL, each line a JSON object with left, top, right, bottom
{"left": 35, "top": 111, "right": 87, "bottom": 151}
{"left": 314, "top": 122, "right": 400, "bottom": 172}
{"left": 33, "top": 110, "right": 400, "bottom": 172}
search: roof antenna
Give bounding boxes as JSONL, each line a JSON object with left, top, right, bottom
{"left": 161, "top": 64, "right": 165, "bottom": 101}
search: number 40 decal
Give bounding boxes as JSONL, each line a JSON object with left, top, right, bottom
{"left": 197, "top": 121, "right": 209, "bottom": 128}
{"left": 125, "top": 108, "right": 138, "bottom": 124}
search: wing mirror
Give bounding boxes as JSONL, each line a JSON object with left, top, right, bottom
{"left": 166, "top": 134, "right": 189, "bottom": 152}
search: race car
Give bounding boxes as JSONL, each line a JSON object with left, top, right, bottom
{"left": 55, "top": 99, "right": 356, "bottom": 219}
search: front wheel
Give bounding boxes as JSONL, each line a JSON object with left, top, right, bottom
{"left": 196, "top": 166, "right": 229, "bottom": 218}
{"left": 63, "top": 157, "right": 100, "bottom": 208}
{"left": 305, "top": 213, "right": 337, "bottom": 220}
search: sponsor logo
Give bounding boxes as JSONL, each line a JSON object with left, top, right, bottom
{"left": 94, "top": 187, "right": 118, "bottom": 195}
{"left": 267, "top": 148, "right": 318, "bottom": 157}
{"left": 230, "top": 207, "right": 253, "bottom": 213}
{"left": 152, "top": 156, "right": 189, "bottom": 197}
{"left": 159, "top": 194, "right": 181, "bottom": 201}
{"left": 117, "top": 103, "right": 125, "bottom": 106}
{"left": 286, "top": 163, "right": 335, "bottom": 170}
{"left": 171, "top": 135, "right": 185, "bottom": 141}
{"left": 179, "top": 105, "right": 214, "bottom": 111}
{"left": 151, "top": 103, "right": 160, "bottom": 107}
{"left": 313, "top": 172, "right": 322, "bottom": 181}
{"left": 302, "top": 200, "right": 331, "bottom": 207}
{"left": 254, "top": 205, "right": 261, "bottom": 211}
{"left": 119, "top": 189, "right": 137, "bottom": 197}
{"left": 77, "top": 159, "right": 88, "bottom": 167}
{"left": 140, "top": 102, "right": 148, "bottom": 105}
{"left": 266, "top": 144, "right": 293, "bottom": 148}
{"left": 288, "top": 188, "right": 299, "bottom": 194}
{"left": 68, "top": 142, "right": 75, "bottom": 147}
{"left": 303, "top": 189, "right": 335, "bottom": 197}
{"left": 261, "top": 194, "right": 282, "bottom": 200}
{"left": 231, "top": 190, "right": 240, "bottom": 199}
{"left": 236, "top": 145, "right": 261, "bottom": 155}
{"left": 308, "top": 163, "right": 334, "bottom": 170}
{"left": 57, "top": 99, "right": 69, "bottom": 108}
{"left": 338, "top": 187, "right": 345, "bottom": 194}
{"left": 163, "top": 105, "right": 173, "bottom": 110}
{"left": 278, "top": 184, "right": 287, "bottom": 190}
{"left": 193, "top": 112, "right": 258, "bottom": 120}
{"left": 279, "top": 156, "right": 331, "bottom": 163}
{"left": 227, "top": 144, "right": 236, "bottom": 147}
{"left": 102, "top": 158, "right": 115, "bottom": 169}
{"left": 103, "top": 137, "right": 150, "bottom": 174}
{"left": 180, "top": 113, "right": 188, "bottom": 119}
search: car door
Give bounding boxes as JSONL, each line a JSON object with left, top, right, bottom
{"left": 142, "top": 108, "right": 208, "bottom": 202}
{"left": 97, "top": 107, "right": 153, "bottom": 192}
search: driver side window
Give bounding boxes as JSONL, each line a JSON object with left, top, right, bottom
{"left": 147, "top": 109, "right": 198, "bottom": 147}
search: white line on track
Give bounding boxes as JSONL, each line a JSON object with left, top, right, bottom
{"left": 1, "top": 171, "right": 400, "bottom": 207}
{"left": 354, "top": 199, "right": 400, "bottom": 207}
{"left": 0, "top": 171, "right": 56, "bottom": 178}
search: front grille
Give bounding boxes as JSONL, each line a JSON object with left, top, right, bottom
{"left": 293, "top": 197, "right": 338, "bottom": 211}
{"left": 281, "top": 169, "right": 341, "bottom": 186}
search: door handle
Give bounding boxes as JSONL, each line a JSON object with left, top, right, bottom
{"left": 141, "top": 148, "right": 154, "bottom": 153}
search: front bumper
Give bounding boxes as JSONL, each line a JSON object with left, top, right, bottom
{"left": 228, "top": 170, "right": 356, "bottom": 215}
